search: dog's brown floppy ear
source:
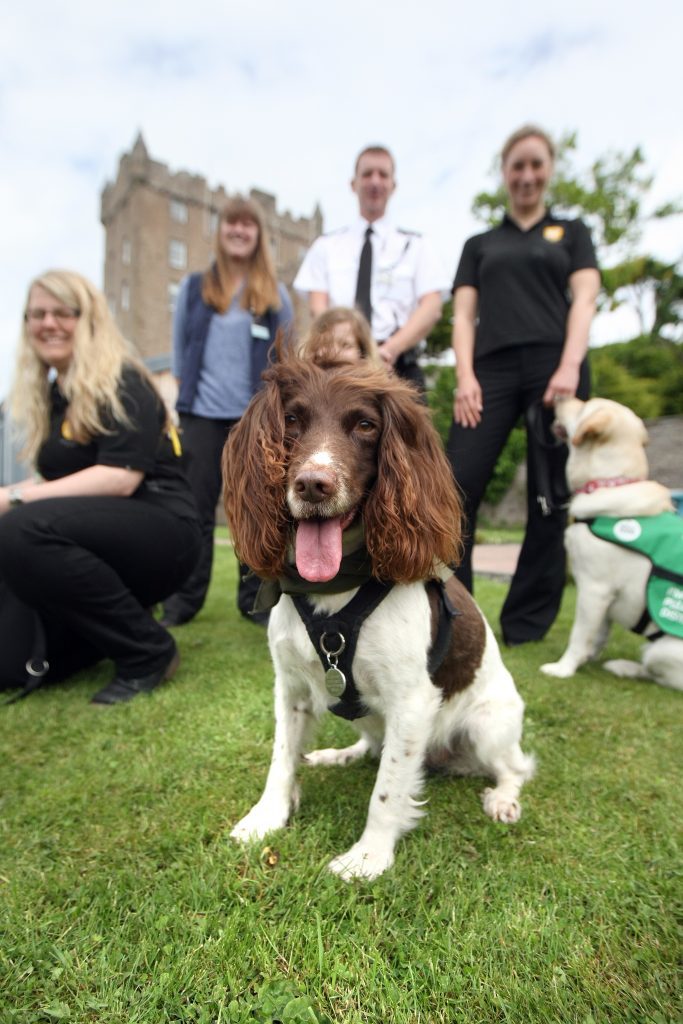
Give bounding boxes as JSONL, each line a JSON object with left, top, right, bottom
{"left": 572, "top": 408, "right": 613, "bottom": 447}
{"left": 364, "top": 379, "right": 462, "bottom": 581}
{"left": 222, "top": 374, "right": 290, "bottom": 578}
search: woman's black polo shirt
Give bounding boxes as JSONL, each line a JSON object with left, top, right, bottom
{"left": 37, "top": 365, "right": 197, "bottom": 521}
{"left": 452, "top": 210, "right": 598, "bottom": 360}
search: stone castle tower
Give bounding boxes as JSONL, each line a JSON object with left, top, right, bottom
{"left": 100, "top": 133, "right": 322, "bottom": 388}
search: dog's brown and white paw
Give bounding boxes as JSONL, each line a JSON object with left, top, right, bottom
{"left": 328, "top": 841, "right": 395, "bottom": 881}
{"left": 481, "top": 786, "right": 522, "bottom": 824}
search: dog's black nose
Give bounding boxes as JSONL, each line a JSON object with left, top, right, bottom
{"left": 294, "top": 469, "right": 336, "bottom": 503}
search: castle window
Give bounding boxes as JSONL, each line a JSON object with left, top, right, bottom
{"left": 169, "top": 240, "right": 187, "bottom": 270}
{"left": 168, "top": 282, "right": 180, "bottom": 313}
{"left": 122, "top": 239, "right": 131, "bottom": 265}
{"left": 206, "top": 210, "right": 219, "bottom": 237}
{"left": 170, "top": 200, "right": 188, "bottom": 224}
{"left": 121, "top": 283, "right": 130, "bottom": 312}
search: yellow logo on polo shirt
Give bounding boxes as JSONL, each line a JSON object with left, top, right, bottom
{"left": 543, "top": 225, "right": 565, "bottom": 242}
{"left": 61, "top": 419, "right": 73, "bottom": 440}
{"left": 167, "top": 424, "right": 183, "bottom": 457}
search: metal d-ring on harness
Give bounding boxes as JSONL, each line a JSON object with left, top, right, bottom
{"left": 291, "top": 575, "right": 461, "bottom": 721}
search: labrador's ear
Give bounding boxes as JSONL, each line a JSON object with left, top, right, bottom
{"left": 572, "top": 407, "right": 614, "bottom": 447}
{"left": 637, "top": 419, "right": 650, "bottom": 447}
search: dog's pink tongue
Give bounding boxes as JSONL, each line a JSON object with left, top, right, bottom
{"left": 295, "top": 517, "right": 343, "bottom": 582}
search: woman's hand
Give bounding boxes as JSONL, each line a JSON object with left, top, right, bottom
{"left": 454, "top": 374, "right": 483, "bottom": 428}
{"left": 378, "top": 341, "right": 398, "bottom": 367}
{"left": 0, "top": 477, "right": 35, "bottom": 515}
{"left": 451, "top": 286, "right": 482, "bottom": 428}
{"left": 542, "top": 363, "right": 581, "bottom": 406}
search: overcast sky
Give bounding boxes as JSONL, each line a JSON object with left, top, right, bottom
{"left": 1, "top": 0, "right": 681, "bottom": 398}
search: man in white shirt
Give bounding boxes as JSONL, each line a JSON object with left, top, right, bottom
{"left": 294, "top": 145, "right": 449, "bottom": 391}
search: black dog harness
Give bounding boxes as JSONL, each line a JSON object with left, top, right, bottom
{"left": 291, "top": 576, "right": 460, "bottom": 721}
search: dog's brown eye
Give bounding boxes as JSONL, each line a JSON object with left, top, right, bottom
{"left": 356, "top": 419, "right": 375, "bottom": 432}
{"left": 284, "top": 414, "right": 298, "bottom": 426}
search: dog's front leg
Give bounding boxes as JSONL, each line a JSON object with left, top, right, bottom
{"left": 541, "top": 582, "right": 613, "bottom": 678}
{"left": 231, "top": 676, "right": 315, "bottom": 842}
{"left": 328, "top": 685, "right": 440, "bottom": 881}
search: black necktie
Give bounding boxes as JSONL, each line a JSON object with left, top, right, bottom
{"left": 355, "top": 226, "right": 373, "bottom": 324}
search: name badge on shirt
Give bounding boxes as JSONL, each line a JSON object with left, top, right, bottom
{"left": 251, "top": 324, "right": 270, "bottom": 340}
{"left": 543, "top": 225, "right": 565, "bottom": 243}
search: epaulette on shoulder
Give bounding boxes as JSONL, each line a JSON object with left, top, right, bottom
{"left": 323, "top": 226, "right": 350, "bottom": 237}
{"left": 397, "top": 227, "right": 421, "bottom": 237}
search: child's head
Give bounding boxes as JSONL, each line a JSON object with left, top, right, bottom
{"left": 297, "top": 307, "right": 381, "bottom": 367}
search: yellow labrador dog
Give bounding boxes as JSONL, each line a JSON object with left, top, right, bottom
{"left": 541, "top": 397, "right": 683, "bottom": 691}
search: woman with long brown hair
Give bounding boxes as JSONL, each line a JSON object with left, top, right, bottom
{"left": 161, "top": 196, "right": 293, "bottom": 627}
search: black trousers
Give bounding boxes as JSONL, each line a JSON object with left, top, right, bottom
{"left": 446, "top": 343, "right": 590, "bottom": 644}
{"left": 0, "top": 497, "right": 201, "bottom": 689}
{"left": 162, "top": 414, "right": 260, "bottom": 623}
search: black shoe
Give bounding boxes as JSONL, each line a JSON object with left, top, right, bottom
{"left": 91, "top": 646, "right": 180, "bottom": 705}
{"left": 158, "top": 615, "right": 190, "bottom": 628}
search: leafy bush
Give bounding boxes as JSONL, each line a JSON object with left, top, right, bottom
{"left": 425, "top": 364, "right": 454, "bottom": 446}
{"left": 589, "top": 335, "right": 683, "bottom": 416}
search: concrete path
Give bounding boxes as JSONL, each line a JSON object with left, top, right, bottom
{"left": 472, "top": 543, "right": 520, "bottom": 580}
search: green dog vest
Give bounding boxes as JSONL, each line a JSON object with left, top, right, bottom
{"left": 586, "top": 513, "right": 683, "bottom": 640}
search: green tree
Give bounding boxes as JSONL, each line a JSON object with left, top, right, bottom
{"left": 424, "top": 297, "right": 452, "bottom": 357}
{"left": 602, "top": 257, "right": 683, "bottom": 337}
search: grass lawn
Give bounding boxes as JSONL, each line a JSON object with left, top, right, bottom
{"left": 1, "top": 544, "right": 680, "bottom": 1024}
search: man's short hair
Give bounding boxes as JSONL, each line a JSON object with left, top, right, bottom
{"left": 354, "top": 145, "right": 395, "bottom": 175}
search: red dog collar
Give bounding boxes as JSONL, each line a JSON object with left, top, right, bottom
{"left": 574, "top": 476, "right": 643, "bottom": 495}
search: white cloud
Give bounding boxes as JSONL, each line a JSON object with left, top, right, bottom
{"left": 1, "top": 0, "right": 681, "bottom": 397}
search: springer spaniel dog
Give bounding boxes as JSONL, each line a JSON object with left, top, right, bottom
{"left": 223, "top": 354, "right": 534, "bottom": 880}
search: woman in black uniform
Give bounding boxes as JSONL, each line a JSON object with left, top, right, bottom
{"left": 447, "top": 125, "right": 601, "bottom": 645}
{"left": 0, "top": 270, "right": 200, "bottom": 703}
